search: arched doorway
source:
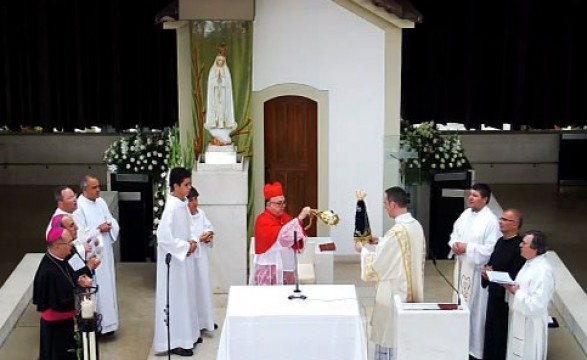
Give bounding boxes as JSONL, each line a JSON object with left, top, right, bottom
{"left": 264, "top": 95, "right": 318, "bottom": 236}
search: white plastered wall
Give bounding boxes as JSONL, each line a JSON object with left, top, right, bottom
{"left": 253, "top": 0, "right": 391, "bottom": 255}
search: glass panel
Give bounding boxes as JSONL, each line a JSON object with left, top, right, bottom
{"left": 383, "top": 134, "right": 422, "bottom": 230}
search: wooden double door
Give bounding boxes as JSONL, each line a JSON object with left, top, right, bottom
{"left": 264, "top": 95, "right": 318, "bottom": 236}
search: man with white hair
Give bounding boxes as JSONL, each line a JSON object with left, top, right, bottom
{"left": 74, "top": 175, "right": 120, "bottom": 335}
{"left": 33, "top": 225, "right": 100, "bottom": 360}
{"left": 505, "top": 230, "right": 555, "bottom": 360}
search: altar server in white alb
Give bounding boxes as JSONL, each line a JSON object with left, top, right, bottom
{"left": 74, "top": 175, "right": 120, "bottom": 335}
{"left": 505, "top": 230, "right": 555, "bottom": 360}
{"left": 187, "top": 186, "right": 217, "bottom": 332}
{"left": 356, "top": 187, "right": 426, "bottom": 360}
{"left": 448, "top": 183, "right": 501, "bottom": 360}
{"left": 153, "top": 167, "right": 201, "bottom": 357}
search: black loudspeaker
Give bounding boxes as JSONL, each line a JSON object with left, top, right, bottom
{"left": 429, "top": 171, "right": 473, "bottom": 259}
{"left": 559, "top": 133, "right": 587, "bottom": 186}
{"left": 110, "top": 173, "right": 154, "bottom": 262}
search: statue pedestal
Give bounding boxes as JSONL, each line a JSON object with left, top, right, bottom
{"left": 192, "top": 159, "right": 249, "bottom": 293}
{"left": 204, "top": 144, "right": 238, "bottom": 164}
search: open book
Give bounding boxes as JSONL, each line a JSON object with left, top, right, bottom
{"left": 487, "top": 270, "right": 516, "bottom": 285}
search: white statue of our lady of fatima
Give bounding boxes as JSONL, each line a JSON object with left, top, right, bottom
{"left": 204, "top": 44, "right": 237, "bottom": 145}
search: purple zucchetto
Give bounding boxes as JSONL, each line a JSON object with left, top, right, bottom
{"left": 47, "top": 226, "right": 65, "bottom": 244}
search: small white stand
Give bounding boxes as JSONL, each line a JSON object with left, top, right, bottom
{"left": 393, "top": 295, "right": 470, "bottom": 360}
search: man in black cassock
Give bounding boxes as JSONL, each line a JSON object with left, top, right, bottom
{"left": 481, "top": 208, "right": 526, "bottom": 360}
{"left": 33, "top": 223, "right": 100, "bottom": 360}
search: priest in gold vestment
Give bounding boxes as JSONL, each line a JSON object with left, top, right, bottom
{"left": 356, "top": 187, "right": 426, "bottom": 360}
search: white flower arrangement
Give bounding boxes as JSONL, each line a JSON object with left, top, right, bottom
{"left": 400, "top": 120, "right": 470, "bottom": 184}
{"left": 103, "top": 125, "right": 196, "bottom": 247}
{"left": 103, "top": 128, "right": 174, "bottom": 244}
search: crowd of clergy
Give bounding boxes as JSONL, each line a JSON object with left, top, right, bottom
{"left": 32, "top": 171, "right": 555, "bottom": 360}
{"left": 252, "top": 181, "right": 555, "bottom": 360}
{"left": 34, "top": 175, "right": 119, "bottom": 360}
{"left": 32, "top": 171, "right": 218, "bottom": 358}
{"left": 448, "top": 183, "right": 555, "bottom": 360}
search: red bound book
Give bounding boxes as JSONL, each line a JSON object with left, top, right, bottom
{"left": 319, "top": 242, "right": 336, "bottom": 252}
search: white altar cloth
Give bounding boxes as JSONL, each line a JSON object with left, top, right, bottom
{"left": 216, "top": 285, "right": 367, "bottom": 360}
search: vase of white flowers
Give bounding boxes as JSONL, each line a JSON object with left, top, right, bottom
{"left": 103, "top": 127, "right": 174, "bottom": 252}
{"left": 399, "top": 120, "right": 470, "bottom": 185}
{"left": 399, "top": 120, "right": 471, "bottom": 242}
{"left": 104, "top": 125, "right": 196, "bottom": 253}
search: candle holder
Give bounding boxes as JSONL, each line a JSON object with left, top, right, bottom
{"left": 75, "top": 286, "right": 98, "bottom": 320}
{"left": 74, "top": 286, "right": 101, "bottom": 360}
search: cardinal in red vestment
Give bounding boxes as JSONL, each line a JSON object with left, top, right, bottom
{"left": 251, "top": 182, "right": 311, "bottom": 285}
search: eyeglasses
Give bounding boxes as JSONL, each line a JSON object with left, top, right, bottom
{"left": 499, "top": 217, "right": 517, "bottom": 223}
{"left": 56, "top": 240, "right": 75, "bottom": 246}
{"left": 270, "top": 200, "right": 287, "bottom": 207}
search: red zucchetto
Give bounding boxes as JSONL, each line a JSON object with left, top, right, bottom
{"left": 264, "top": 182, "right": 284, "bottom": 200}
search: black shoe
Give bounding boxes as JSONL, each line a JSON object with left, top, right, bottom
{"left": 170, "top": 348, "right": 193, "bottom": 357}
{"left": 201, "top": 324, "right": 219, "bottom": 332}
{"left": 193, "top": 337, "right": 203, "bottom": 347}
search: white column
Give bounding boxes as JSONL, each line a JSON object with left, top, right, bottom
{"left": 192, "top": 160, "right": 249, "bottom": 293}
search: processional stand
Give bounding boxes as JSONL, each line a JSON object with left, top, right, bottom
{"left": 75, "top": 286, "right": 101, "bottom": 360}
{"left": 287, "top": 210, "right": 340, "bottom": 300}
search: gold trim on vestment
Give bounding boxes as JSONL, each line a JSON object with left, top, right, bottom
{"left": 391, "top": 225, "right": 414, "bottom": 302}
{"left": 354, "top": 234, "right": 372, "bottom": 245}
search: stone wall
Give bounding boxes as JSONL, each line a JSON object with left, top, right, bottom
{"left": 0, "top": 134, "right": 118, "bottom": 186}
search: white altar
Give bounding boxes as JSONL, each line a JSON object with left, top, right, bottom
{"left": 217, "top": 285, "right": 367, "bottom": 360}
{"left": 192, "top": 159, "right": 249, "bottom": 293}
{"left": 393, "top": 295, "right": 470, "bottom": 360}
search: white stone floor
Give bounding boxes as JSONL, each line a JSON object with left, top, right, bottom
{"left": 1, "top": 184, "right": 587, "bottom": 359}
{"left": 0, "top": 260, "right": 585, "bottom": 360}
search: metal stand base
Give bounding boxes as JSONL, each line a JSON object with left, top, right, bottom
{"left": 288, "top": 289, "right": 307, "bottom": 300}
{"left": 78, "top": 317, "right": 100, "bottom": 360}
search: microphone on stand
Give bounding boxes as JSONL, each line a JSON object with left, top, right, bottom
{"left": 288, "top": 231, "right": 307, "bottom": 300}
{"left": 431, "top": 253, "right": 461, "bottom": 308}
{"left": 164, "top": 253, "right": 172, "bottom": 360}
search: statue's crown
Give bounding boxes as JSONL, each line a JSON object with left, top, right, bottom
{"left": 217, "top": 43, "right": 227, "bottom": 56}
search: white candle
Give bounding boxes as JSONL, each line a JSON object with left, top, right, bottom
{"left": 81, "top": 297, "right": 94, "bottom": 319}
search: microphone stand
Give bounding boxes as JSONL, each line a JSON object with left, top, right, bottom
{"left": 431, "top": 254, "right": 461, "bottom": 308}
{"left": 165, "top": 253, "right": 172, "bottom": 360}
{"left": 288, "top": 231, "right": 307, "bottom": 300}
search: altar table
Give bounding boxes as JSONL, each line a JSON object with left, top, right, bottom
{"left": 216, "top": 284, "right": 367, "bottom": 360}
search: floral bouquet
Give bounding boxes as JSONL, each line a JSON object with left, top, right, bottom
{"left": 103, "top": 130, "right": 171, "bottom": 177}
{"left": 104, "top": 127, "right": 177, "bottom": 245}
{"left": 400, "top": 120, "right": 470, "bottom": 184}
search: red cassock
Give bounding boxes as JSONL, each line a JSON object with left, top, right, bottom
{"left": 254, "top": 210, "right": 305, "bottom": 254}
